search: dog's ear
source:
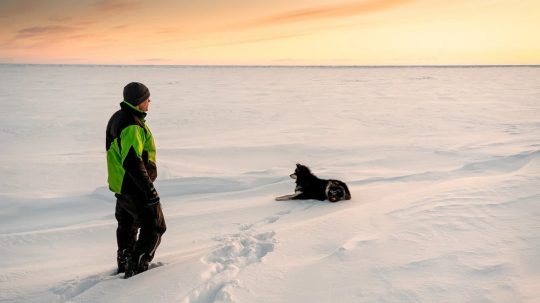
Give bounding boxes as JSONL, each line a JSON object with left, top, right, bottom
{"left": 296, "top": 163, "right": 302, "bottom": 168}
{"left": 339, "top": 181, "right": 352, "bottom": 200}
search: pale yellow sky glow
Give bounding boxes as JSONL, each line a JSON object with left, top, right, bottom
{"left": 0, "top": 0, "right": 539, "bottom": 65}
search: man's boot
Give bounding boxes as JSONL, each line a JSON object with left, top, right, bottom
{"left": 124, "top": 253, "right": 150, "bottom": 279}
{"left": 117, "top": 249, "right": 130, "bottom": 274}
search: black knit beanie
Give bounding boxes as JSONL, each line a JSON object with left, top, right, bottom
{"left": 123, "top": 82, "right": 150, "bottom": 106}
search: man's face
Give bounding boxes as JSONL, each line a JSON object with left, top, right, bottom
{"left": 138, "top": 98, "right": 151, "bottom": 112}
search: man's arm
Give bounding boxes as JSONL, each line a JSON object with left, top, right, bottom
{"left": 120, "top": 125, "right": 159, "bottom": 205}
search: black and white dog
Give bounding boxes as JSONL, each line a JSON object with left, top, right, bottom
{"left": 275, "top": 164, "right": 351, "bottom": 202}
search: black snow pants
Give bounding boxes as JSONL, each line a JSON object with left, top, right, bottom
{"left": 115, "top": 194, "right": 166, "bottom": 263}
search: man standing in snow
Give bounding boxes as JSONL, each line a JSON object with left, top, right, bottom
{"left": 105, "top": 82, "right": 166, "bottom": 278}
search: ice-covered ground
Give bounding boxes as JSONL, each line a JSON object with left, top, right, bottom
{"left": 0, "top": 65, "right": 539, "bottom": 303}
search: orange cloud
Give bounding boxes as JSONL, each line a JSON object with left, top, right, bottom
{"left": 49, "top": 16, "right": 73, "bottom": 23}
{"left": 178, "top": 32, "right": 313, "bottom": 50}
{"left": 16, "top": 25, "right": 78, "bottom": 39}
{"left": 3, "top": 20, "right": 100, "bottom": 50}
{"left": 181, "top": 20, "right": 379, "bottom": 51}
{"left": 93, "top": 0, "right": 139, "bottom": 13}
{"left": 231, "top": 0, "right": 415, "bottom": 28}
{"left": 180, "top": 0, "right": 414, "bottom": 51}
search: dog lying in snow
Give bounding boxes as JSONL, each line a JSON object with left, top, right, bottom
{"left": 275, "top": 164, "right": 351, "bottom": 202}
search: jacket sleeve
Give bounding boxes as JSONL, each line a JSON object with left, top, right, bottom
{"left": 120, "top": 125, "right": 159, "bottom": 201}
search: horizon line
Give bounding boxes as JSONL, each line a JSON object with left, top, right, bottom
{"left": 1, "top": 63, "right": 539, "bottom": 68}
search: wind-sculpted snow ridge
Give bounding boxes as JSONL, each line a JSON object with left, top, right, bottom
{"left": 351, "top": 149, "right": 540, "bottom": 186}
{"left": 156, "top": 175, "right": 287, "bottom": 199}
{"left": 51, "top": 263, "right": 165, "bottom": 301}
{"left": 51, "top": 270, "right": 120, "bottom": 301}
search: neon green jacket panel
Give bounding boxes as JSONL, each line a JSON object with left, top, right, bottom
{"left": 106, "top": 102, "right": 157, "bottom": 196}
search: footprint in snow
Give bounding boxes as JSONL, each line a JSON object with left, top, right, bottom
{"left": 181, "top": 232, "right": 276, "bottom": 303}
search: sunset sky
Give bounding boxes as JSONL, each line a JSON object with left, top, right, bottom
{"left": 1, "top": 0, "right": 539, "bottom": 65}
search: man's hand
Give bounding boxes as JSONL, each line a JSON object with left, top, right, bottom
{"left": 147, "top": 189, "right": 160, "bottom": 206}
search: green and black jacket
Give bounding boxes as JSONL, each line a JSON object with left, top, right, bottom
{"left": 106, "top": 101, "right": 158, "bottom": 201}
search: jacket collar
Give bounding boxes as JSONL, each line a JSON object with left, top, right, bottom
{"left": 120, "top": 101, "right": 147, "bottom": 119}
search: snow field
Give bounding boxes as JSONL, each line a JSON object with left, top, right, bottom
{"left": 0, "top": 65, "right": 539, "bottom": 302}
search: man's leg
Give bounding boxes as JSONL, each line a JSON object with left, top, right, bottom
{"left": 115, "top": 195, "right": 138, "bottom": 274}
{"left": 129, "top": 202, "right": 166, "bottom": 276}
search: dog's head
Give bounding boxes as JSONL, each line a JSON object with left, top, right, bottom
{"left": 290, "top": 163, "right": 313, "bottom": 181}
{"left": 325, "top": 180, "right": 350, "bottom": 202}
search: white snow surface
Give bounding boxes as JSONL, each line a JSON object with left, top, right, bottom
{"left": 0, "top": 65, "right": 539, "bottom": 303}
